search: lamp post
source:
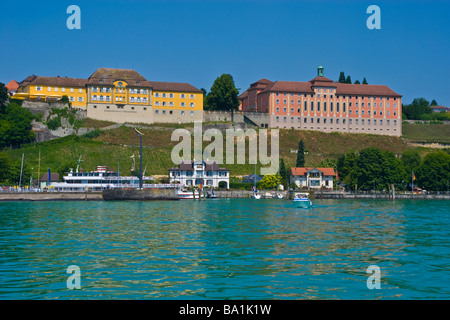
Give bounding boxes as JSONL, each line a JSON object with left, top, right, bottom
{"left": 134, "top": 128, "right": 143, "bottom": 189}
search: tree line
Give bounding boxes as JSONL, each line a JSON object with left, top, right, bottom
{"left": 402, "top": 97, "right": 449, "bottom": 121}
{"left": 337, "top": 148, "right": 450, "bottom": 191}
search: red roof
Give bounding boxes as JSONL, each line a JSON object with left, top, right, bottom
{"left": 241, "top": 77, "right": 401, "bottom": 98}
{"left": 5, "top": 80, "right": 19, "bottom": 91}
{"left": 291, "top": 167, "right": 336, "bottom": 176}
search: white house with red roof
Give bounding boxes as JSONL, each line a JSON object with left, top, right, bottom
{"left": 290, "top": 167, "right": 336, "bottom": 190}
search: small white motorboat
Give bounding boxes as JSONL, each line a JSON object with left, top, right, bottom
{"left": 251, "top": 190, "right": 261, "bottom": 199}
{"left": 293, "top": 192, "right": 312, "bottom": 206}
{"left": 177, "top": 189, "right": 204, "bottom": 199}
{"left": 273, "top": 193, "right": 284, "bottom": 199}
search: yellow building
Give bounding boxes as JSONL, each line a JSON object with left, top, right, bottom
{"left": 14, "top": 75, "right": 88, "bottom": 108}
{"left": 14, "top": 68, "right": 204, "bottom": 124}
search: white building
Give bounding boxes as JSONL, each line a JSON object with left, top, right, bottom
{"left": 290, "top": 167, "right": 335, "bottom": 190}
{"left": 169, "top": 160, "right": 230, "bottom": 189}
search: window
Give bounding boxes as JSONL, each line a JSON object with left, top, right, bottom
{"left": 189, "top": 94, "right": 195, "bottom": 99}
{"left": 276, "top": 107, "right": 280, "bottom": 113}
{"left": 162, "top": 110, "right": 166, "bottom": 115}
{"left": 311, "top": 101, "right": 314, "bottom": 112}
{"left": 330, "top": 102, "right": 334, "bottom": 112}
{"left": 374, "top": 119, "right": 377, "bottom": 125}
{"left": 162, "top": 93, "right": 167, "bottom": 98}
{"left": 394, "top": 120, "right": 397, "bottom": 126}
{"left": 169, "top": 110, "right": 173, "bottom": 115}
{"left": 169, "top": 102, "right": 174, "bottom": 106}
{"left": 162, "top": 101, "right": 167, "bottom": 106}
{"left": 387, "top": 120, "right": 390, "bottom": 125}
{"left": 304, "top": 101, "right": 307, "bottom": 111}
{"left": 169, "top": 93, "right": 174, "bottom": 98}
{"left": 47, "top": 87, "right": 51, "bottom": 92}
{"left": 324, "top": 102, "right": 327, "bottom": 112}
{"left": 70, "top": 88, "right": 74, "bottom": 93}
{"left": 276, "top": 116, "right": 279, "bottom": 123}
{"left": 155, "top": 110, "right": 159, "bottom": 114}
{"left": 189, "top": 103, "right": 195, "bottom": 107}
{"left": 317, "top": 102, "right": 320, "bottom": 112}
{"left": 343, "top": 103, "right": 346, "bottom": 113}
{"left": 368, "top": 119, "right": 371, "bottom": 125}
{"left": 78, "top": 97, "right": 83, "bottom": 102}
{"left": 361, "top": 119, "right": 364, "bottom": 125}
{"left": 283, "top": 107, "right": 287, "bottom": 113}
{"left": 304, "top": 118, "right": 307, "bottom": 123}
{"left": 180, "top": 102, "right": 186, "bottom": 107}
{"left": 143, "top": 97, "right": 148, "bottom": 103}
{"left": 180, "top": 94, "right": 186, "bottom": 99}
{"left": 154, "top": 101, "right": 160, "bottom": 106}
{"left": 337, "top": 102, "right": 340, "bottom": 112}
{"left": 380, "top": 120, "right": 383, "bottom": 125}
{"left": 55, "top": 87, "right": 58, "bottom": 92}
{"left": 283, "top": 99, "right": 287, "bottom": 104}
{"left": 283, "top": 117, "right": 286, "bottom": 123}
{"left": 336, "top": 119, "right": 340, "bottom": 124}
{"left": 131, "top": 97, "right": 135, "bottom": 102}
{"left": 290, "top": 100, "right": 294, "bottom": 105}
{"left": 92, "top": 95, "right": 97, "bottom": 101}
{"left": 181, "top": 111, "right": 185, "bottom": 115}
{"left": 69, "top": 96, "right": 75, "bottom": 102}
{"left": 291, "top": 107, "right": 294, "bottom": 113}
{"left": 154, "top": 93, "right": 160, "bottom": 97}
{"left": 190, "top": 111, "right": 194, "bottom": 116}
{"left": 79, "top": 88, "right": 82, "bottom": 93}
{"left": 62, "top": 88, "right": 65, "bottom": 92}
{"left": 276, "top": 99, "right": 280, "bottom": 104}
{"left": 343, "top": 119, "right": 346, "bottom": 124}
{"left": 355, "top": 119, "right": 358, "bottom": 125}
{"left": 317, "top": 118, "right": 320, "bottom": 123}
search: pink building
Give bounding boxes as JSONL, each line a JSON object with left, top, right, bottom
{"left": 239, "top": 66, "right": 402, "bottom": 136}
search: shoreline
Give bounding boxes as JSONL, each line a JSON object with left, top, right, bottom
{"left": 0, "top": 191, "right": 449, "bottom": 201}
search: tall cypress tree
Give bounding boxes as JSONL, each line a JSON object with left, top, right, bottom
{"left": 362, "top": 77, "right": 368, "bottom": 85}
{"left": 279, "top": 158, "right": 289, "bottom": 188}
{"left": 338, "top": 72, "right": 346, "bottom": 83}
{"left": 345, "top": 75, "right": 352, "bottom": 84}
{"left": 296, "top": 140, "right": 305, "bottom": 167}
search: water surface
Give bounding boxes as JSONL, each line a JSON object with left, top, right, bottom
{"left": 0, "top": 199, "right": 448, "bottom": 299}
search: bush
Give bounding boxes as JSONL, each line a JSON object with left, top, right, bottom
{"left": 46, "top": 116, "right": 61, "bottom": 130}
{"left": 81, "top": 129, "right": 102, "bottom": 138}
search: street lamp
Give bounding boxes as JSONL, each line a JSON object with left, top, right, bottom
{"left": 134, "top": 128, "right": 143, "bottom": 189}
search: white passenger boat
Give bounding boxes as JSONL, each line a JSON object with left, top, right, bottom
{"left": 293, "top": 192, "right": 312, "bottom": 206}
{"left": 48, "top": 166, "right": 160, "bottom": 192}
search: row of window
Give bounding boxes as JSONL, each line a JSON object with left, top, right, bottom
{"left": 276, "top": 99, "right": 397, "bottom": 109}
{"left": 91, "top": 95, "right": 148, "bottom": 103}
{"left": 35, "top": 86, "right": 84, "bottom": 93}
{"left": 155, "top": 109, "right": 195, "bottom": 116}
{"left": 274, "top": 91, "right": 397, "bottom": 101}
{"left": 275, "top": 116, "right": 398, "bottom": 126}
{"left": 171, "top": 171, "right": 228, "bottom": 177}
{"left": 275, "top": 105, "right": 398, "bottom": 117}
{"left": 91, "top": 87, "right": 149, "bottom": 94}
{"left": 154, "top": 93, "right": 196, "bottom": 99}
{"left": 154, "top": 101, "right": 195, "bottom": 107}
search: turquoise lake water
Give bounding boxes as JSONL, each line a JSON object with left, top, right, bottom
{"left": 0, "top": 199, "right": 448, "bottom": 299}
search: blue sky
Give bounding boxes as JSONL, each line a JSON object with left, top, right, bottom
{"left": 1, "top": 0, "right": 449, "bottom": 106}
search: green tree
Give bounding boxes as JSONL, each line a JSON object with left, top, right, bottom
{"left": 0, "top": 102, "right": 35, "bottom": 149}
{"left": 7, "top": 158, "right": 31, "bottom": 186}
{"left": 0, "top": 82, "right": 8, "bottom": 106}
{"left": 354, "top": 80, "right": 361, "bottom": 84}
{"left": 430, "top": 99, "right": 438, "bottom": 106}
{"left": 401, "top": 150, "right": 421, "bottom": 177}
{"left": 0, "top": 152, "right": 10, "bottom": 183}
{"left": 200, "top": 88, "right": 208, "bottom": 110}
{"left": 206, "top": 74, "right": 240, "bottom": 111}
{"left": 259, "top": 174, "right": 277, "bottom": 190}
{"left": 345, "top": 75, "right": 352, "bottom": 84}
{"left": 362, "top": 77, "right": 368, "bottom": 85}
{"left": 402, "top": 98, "right": 432, "bottom": 120}
{"left": 338, "top": 72, "right": 346, "bottom": 83}
{"left": 57, "top": 160, "right": 77, "bottom": 181}
{"left": 337, "top": 151, "right": 358, "bottom": 189}
{"left": 279, "top": 158, "right": 289, "bottom": 188}
{"left": 416, "top": 151, "right": 450, "bottom": 191}
{"left": 296, "top": 139, "right": 305, "bottom": 167}
{"left": 351, "top": 148, "right": 405, "bottom": 191}
{"left": 60, "top": 95, "right": 71, "bottom": 108}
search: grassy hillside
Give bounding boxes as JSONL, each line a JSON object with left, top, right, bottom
{"left": 5, "top": 121, "right": 443, "bottom": 181}
{"left": 402, "top": 122, "right": 450, "bottom": 144}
